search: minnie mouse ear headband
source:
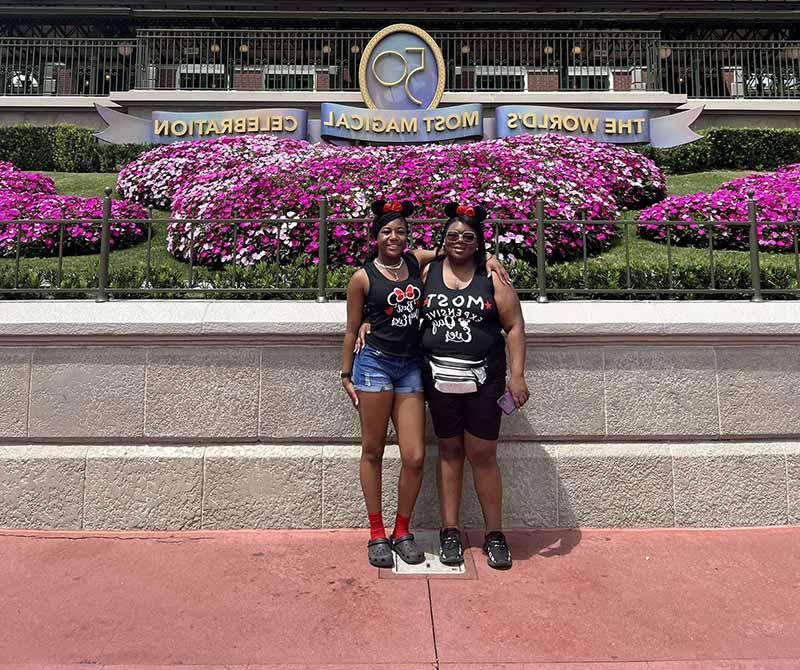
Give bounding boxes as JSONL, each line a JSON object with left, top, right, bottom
{"left": 370, "top": 199, "right": 415, "bottom": 237}
{"left": 371, "top": 199, "right": 415, "bottom": 218}
{"left": 444, "top": 202, "right": 487, "bottom": 223}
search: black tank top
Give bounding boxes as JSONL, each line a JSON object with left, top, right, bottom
{"left": 420, "top": 258, "right": 504, "bottom": 360}
{"left": 363, "top": 252, "right": 424, "bottom": 357}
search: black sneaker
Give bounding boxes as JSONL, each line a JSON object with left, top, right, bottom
{"left": 483, "top": 531, "right": 512, "bottom": 570}
{"left": 439, "top": 527, "right": 464, "bottom": 566}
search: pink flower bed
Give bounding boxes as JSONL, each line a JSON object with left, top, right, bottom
{"left": 0, "top": 161, "right": 56, "bottom": 195}
{"left": 0, "top": 163, "right": 148, "bottom": 258}
{"left": 638, "top": 165, "right": 800, "bottom": 251}
{"left": 116, "top": 135, "right": 310, "bottom": 210}
{"left": 118, "top": 134, "right": 665, "bottom": 268}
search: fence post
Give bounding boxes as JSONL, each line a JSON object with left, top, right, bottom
{"left": 316, "top": 192, "right": 329, "bottom": 303}
{"left": 747, "top": 192, "right": 763, "bottom": 303}
{"left": 535, "top": 198, "right": 548, "bottom": 303}
{"left": 96, "top": 187, "right": 112, "bottom": 303}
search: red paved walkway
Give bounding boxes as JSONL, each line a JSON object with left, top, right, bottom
{"left": 1, "top": 527, "right": 799, "bottom": 669}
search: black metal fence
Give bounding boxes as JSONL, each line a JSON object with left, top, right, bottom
{"left": 5, "top": 31, "right": 800, "bottom": 98}
{"left": 2, "top": 190, "right": 799, "bottom": 301}
{"left": 660, "top": 40, "right": 800, "bottom": 98}
{"left": 0, "top": 37, "right": 137, "bottom": 96}
{"left": 134, "top": 29, "right": 662, "bottom": 94}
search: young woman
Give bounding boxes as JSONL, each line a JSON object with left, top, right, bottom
{"left": 341, "top": 199, "right": 509, "bottom": 568}
{"left": 419, "top": 203, "right": 529, "bottom": 570}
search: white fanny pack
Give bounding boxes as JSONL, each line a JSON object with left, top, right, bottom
{"left": 428, "top": 355, "right": 487, "bottom": 394}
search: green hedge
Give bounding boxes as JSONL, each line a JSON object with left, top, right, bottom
{"left": 0, "top": 125, "right": 56, "bottom": 170}
{"left": 2, "top": 255, "right": 797, "bottom": 300}
{"left": 519, "top": 254, "right": 799, "bottom": 299}
{"left": 0, "top": 124, "right": 150, "bottom": 173}
{"left": 5, "top": 123, "right": 800, "bottom": 177}
{"left": 638, "top": 127, "right": 800, "bottom": 174}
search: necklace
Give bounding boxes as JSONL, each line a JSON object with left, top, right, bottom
{"left": 375, "top": 257, "right": 404, "bottom": 279}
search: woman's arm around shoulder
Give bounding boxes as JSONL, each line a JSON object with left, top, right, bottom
{"left": 420, "top": 259, "right": 433, "bottom": 284}
{"left": 341, "top": 268, "right": 369, "bottom": 408}
{"left": 485, "top": 254, "right": 512, "bottom": 286}
{"left": 414, "top": 247, "right": 512, "bottom": 285}
{"left": 412, "top": 248, "right": 443, "bottom": 270}
{"left": 492, "top": 274, "right": 529, "bottom": 409}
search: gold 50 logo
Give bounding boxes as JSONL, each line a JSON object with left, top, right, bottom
{"left": 359, "top": 24, "right": 446, "bottom": 111}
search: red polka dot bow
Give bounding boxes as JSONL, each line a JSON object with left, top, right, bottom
{"left": 456, "top": 205, "right": 476, "bottom": 217}
{"left": 392, "top": 285, "right": 417, "bottom": 302}
{"left": 383, "top": 201, "right": 403, "bottom": 213}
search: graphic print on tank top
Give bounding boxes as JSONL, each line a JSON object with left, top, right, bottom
{"left": 423, "top": 291, "right": 491, "bottom": 344}
{"left": 385, "top": 283, "right": 422, "bottom": 329}
{"left": 364, "top": 252, "right": 424, "bottom": 357}
{"left": 421, "top": 260, "right": 502, "bottom": 360}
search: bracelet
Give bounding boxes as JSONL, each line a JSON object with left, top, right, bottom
{"left": 340, "top": 371, "right": 352, "bottom": 379}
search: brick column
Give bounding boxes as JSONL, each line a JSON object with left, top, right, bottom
{"left": 721, "top": 67, "right": 743, "bottom": 96}
{"left": 315, "top": 70, "right": 330, "bottom": 91}
{"left": 233, "top": 69, "right": 264, "bottom": 91}
{"left": 527, "top": 71, "right": 559, "bottom": 92}
{"left": 55, "top": 68, "right": 73, "bottom": 95}
{"left": 612, "top": 70, "right": 632, "bottom": 92}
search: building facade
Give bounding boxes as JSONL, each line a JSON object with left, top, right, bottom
{"left": 1, "top": 1, "right": 799, "bottom": 129}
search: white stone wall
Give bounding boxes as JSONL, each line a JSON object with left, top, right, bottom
{"left": 1, "top": 301, "right": 798, "bottom": 530}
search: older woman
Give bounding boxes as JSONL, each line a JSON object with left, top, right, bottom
{"left": 420, "top": 203, "right": 529, "bottom": 570}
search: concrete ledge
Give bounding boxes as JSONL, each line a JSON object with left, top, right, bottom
{"left": 787, "top": 443, "right": 800, "bottom": 525}
{"left": 0, "top": 97, "right": 122, "bottom": 110}
{"left": 6, "top": 338, "right": 797, "bottom": 440}
{"left": 110, "top": 89, "right": 686, "bottom": 109}
{"left": 681, "top": 99, "right": 800, "bottom": 113}
{"left": 112, "top": 90, "right": 364, "bottom": 107}
{"left": 5, "top": 301, "right": 800, "bottom": 341}
{"left": 0, "top": 442, "right": 794, "bottom": 530}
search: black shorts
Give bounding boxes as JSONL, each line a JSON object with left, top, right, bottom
{"left": 422, "top": 352, "right": 507, "bottom": 442}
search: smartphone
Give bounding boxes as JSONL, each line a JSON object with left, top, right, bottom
{"left": 497, "top": 391, "right": 517, "bottom": 415}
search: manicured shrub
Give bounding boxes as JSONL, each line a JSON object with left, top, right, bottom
{"left": 96, "top": 142, "right": 154, "bottom": 172}
{"left": 0, "top": 161, "right": 148, "bottom": 258}
{"left": 118, "top": 134, "right": 666, "bottom": 268}
{"left": 4, "top": 252, "right": 794, "bottom": 301}
{"left": 0, "top": 124, "right": 150, "bottom": 173}
{"left": 0, "top": 193, "right": 148, "bottom": 257}
{"left": 708, "top": 128, "right": 800, "bottom": 171}
{"left": 52, "top": 125, "right": 102, "bottom": 173}
{"left": 638, "top": 163, "right": 800, "bottom": 252}
{"left": 510, "top": 254, "right": 798, "bottom": 300}
{"left": 0, "top": 125, "right": 56, "bottom": 171}
{"left": 636, "top": 133, "right": 714, "bottom": 174}
{"left": 0, "top": 162, "right": 57, "bottom": 194}
{"left": 641, "top": 128, "right": 800, "bottom": 174}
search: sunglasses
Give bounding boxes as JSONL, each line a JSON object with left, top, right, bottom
{"left": 444, "top": 230, "right": 478, "bottom": 243}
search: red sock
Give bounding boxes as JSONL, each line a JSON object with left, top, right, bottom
{"left": 392, "top": 514, "right": 410, "bottom": 539}
{"left": 368, "top": 513, "right": 386, "bottom": 540}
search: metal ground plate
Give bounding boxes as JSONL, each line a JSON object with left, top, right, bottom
{"left": 387, "top": 529, "right": 469, "bottom": 577}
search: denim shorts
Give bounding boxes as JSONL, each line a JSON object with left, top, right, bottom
{"left": 352, "top": 345, "right": 424, "bottom": 394}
